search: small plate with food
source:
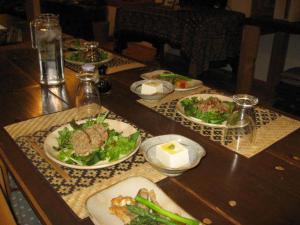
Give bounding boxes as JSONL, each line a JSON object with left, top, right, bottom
{"left": 141, "top": 70, "right": 202, "bottom": 91}
{"left": 43, "top": 113, "right": 141, "bottom": 169}
{"left": 64, "top": 50, "right": 113, "bottom": 66}
{"left": 130, "top": 79, "right": 174, "bottom": 101}
{"left": 176, "top": 94, "right": 235, "bottom": 127}
{"left": 86, "top": 176, "right": 200, "bottom": 225}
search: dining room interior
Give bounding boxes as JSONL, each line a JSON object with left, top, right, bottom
{"left": 0, "top": 0, "right": 300, "bottom": 225}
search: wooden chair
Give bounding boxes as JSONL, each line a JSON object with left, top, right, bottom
{"left": 0, "top": 157, "right": 11, "bottom": 198}
{"left": 0, "top": 187, "right": 17, "bottom": 225}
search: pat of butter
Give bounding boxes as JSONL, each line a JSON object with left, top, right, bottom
{"left": 141, "top": 81, "right": 163, "bottom": 95}
{"left": 156, "top": 141, "right": 189, "bottom": 168}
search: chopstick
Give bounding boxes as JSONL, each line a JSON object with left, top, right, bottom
{"left": 28, "top": 139, "right": 71, "bottom": 181}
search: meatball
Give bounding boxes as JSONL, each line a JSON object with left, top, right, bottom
{"left": 85, "top": 124, "right": 108, "bottom": 149}
{"left": 71, "top": 130, "right": 91, "bottom": 156}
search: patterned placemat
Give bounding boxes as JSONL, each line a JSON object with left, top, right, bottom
{"left": 4, "top": 107, "right": 166, "bottom": 219}
{"left": 64, "top": 54, "right": 145, "bottom": 74}
{"left": 138, "top": 85, "right": 300, "bottom": 158}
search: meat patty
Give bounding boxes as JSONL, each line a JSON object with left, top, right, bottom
{"left": 85, "top": 124, "right": 108, "bottom": 149}
{"left": 71, "top": 123, "right": 108, "bottom": 156}
{"left": 71, "top": 130, "right": 91, "bottom": 156}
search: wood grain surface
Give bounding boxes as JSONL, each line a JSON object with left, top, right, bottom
{"left": 0, "top": 43, "right": 300, "bottom": 225}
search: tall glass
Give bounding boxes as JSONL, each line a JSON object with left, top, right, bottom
{"left": 30, "top": 14, "right": 64, "bottom": 85}
{"left": 225, "top": 94, "right": 258, "bottom": 152}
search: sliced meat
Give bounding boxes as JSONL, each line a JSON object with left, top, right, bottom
{"left": 91, "top": 124, "right": 108, "bottom": 146}
{"left": 71, "top": 130, "right": 92, "bottom": 156}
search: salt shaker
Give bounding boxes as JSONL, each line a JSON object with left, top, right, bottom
{"left": 97, "top": 65, "right": 112, "bottom": 94}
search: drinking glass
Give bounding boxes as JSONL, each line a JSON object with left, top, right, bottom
{"left": 75, "top": 68, "right": 101, "bottom": 120}
{"left": 30, "top": 13, "right": 64, "bottom": 85}
{"left": 224, "top": 94, "right": 258, "bottom": 152}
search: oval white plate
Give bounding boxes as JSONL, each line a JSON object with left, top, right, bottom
{"left": 86, "top": 176, "right": 196, "bottom": 225}
{"left": 140, "top": 70, "right": 202, "bottom": 91}
{"left": 64, "top": 50, "right": 113, "bottom": 66}
{"left": 176, "top": 94, "right": 233, "bottom": 128}
{"left": 43, "top": 119, "right": 141, "bottom": 170}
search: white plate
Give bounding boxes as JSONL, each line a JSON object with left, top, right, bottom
{"left": 43, "top": 119, "right": 141, "bottom": 170}
{"left": 176, "top": 94, "right": 233, "bottom": 128}
{"left": 64, "top": 50, "right": 113, "bottom": 66}
{"left": 141, "top": 70, "right": 202, "bottom": 91}
{"left": 86, "top": 176, "right": 195, "bottom": 225}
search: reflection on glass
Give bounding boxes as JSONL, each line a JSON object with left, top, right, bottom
{"left": 41, "top": 85, "right": 69, "bottom": 114}
{"left": 225, "top": 94, "right": 258, "bottom": 152}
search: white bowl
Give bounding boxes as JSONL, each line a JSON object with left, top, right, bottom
{"left": 130, "top": 79, "right": 174, "bottom": 101}
{"left": 140, "top": 134, "right": 206, "bottom": 176}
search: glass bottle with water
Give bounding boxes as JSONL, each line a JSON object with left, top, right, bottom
{"left": 30, "top": 14, "right": 64, "bottom": 85}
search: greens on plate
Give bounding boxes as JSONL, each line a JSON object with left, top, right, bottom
{"left": 180, "top": 96, "right": 235, "bottom": 124}
{"left": 54, "top": 114, "right": 140, "bottom": 166}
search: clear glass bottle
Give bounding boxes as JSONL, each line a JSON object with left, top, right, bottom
{"left": 30, "top": 13, "right": 64, "bottom": 85}
{"left": 75, "top": 64, "right": 101, "bottom": 120}
{"left": 225, "top": 94, "right": 258, "bottom": 152}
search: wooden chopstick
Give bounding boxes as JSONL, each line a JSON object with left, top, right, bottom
{"left": 28, "top": 139, "right": 71, "bottom": 181}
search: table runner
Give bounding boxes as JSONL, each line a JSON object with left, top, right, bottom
{"left": 138, "top": 85, "right": 300, "bottom": 158}
{"left": 4, "top": 107, "right": 166, "bottom": 219}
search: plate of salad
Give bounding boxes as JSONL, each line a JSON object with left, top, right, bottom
{"left": 64, "top": 50, "right": 113, "bottom": 66}
{"left": 176, "top": 94, "right": 235, "bottom": 127}
{"left": 141, "top": 70, "right": 202, "bottom": 91}
{"left": 43, "top": 114, "right": 141, "bottom": 169}
{"left": 86, "top": 176, "right": 201, "bottom": 225}
{"left": 63, "top": 38, "right": 87, "bottom": 50}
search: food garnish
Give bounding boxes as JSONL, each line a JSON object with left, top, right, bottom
{"left": 180, "top": 96, "right": 235, "bottom": 124}
{"left": 54, "top": 113, "right": 140, "bottom": 166}
{"left": 67, "top": 50, "right": 108, "bottom": 62}
{"left": 158, "top": 73, "right": 192, "bottom": 89}
{"left": 110, "top": 188, "right": 201, "bottom": 225}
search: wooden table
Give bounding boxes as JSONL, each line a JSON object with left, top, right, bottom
{"left": 0, "top": 44, "right": 300, "bottom": 225}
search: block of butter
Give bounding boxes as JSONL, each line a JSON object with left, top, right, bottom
{"left": 141, "top": 81, "right": 163, "bottom": 95}
{"left": 156, "top": 141, "right": 189, "bottom": 168}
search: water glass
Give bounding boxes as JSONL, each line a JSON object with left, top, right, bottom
{"left": 224, "top": 94, "right": 258, "bottom": 152}
{"left": 75, "top": 66, "right": 101, "bottom": 120}
{"left": 30, "top": 13, "right": 64, "bottom": 85}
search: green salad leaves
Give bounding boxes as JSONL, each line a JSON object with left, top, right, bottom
{"left": 180, "top": 96, "right": 235, "bottom": 124}
{"left": 55, "top": 114, "right": 140, "bottom": 166}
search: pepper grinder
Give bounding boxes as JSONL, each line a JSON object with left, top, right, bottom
{"left": 97, "top": 65, "right": 112, "bottom": 94}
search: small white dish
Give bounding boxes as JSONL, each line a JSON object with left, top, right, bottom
{"left": 86, "top": 176, "right": 195, "bottom": 225}
{"left": 130, "top": 79, "right": 174, "bottom": 101}
{"left": 140, "top": 134, "right": 206, "bottom": 176}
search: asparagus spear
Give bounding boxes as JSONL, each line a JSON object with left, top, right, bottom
{"left": 127, "top": 205, "right": 179, "bottom": 225}
{"left": 135, "top": 195, "right": 201, "bottom": 225}
{"left": 159, "top": 73, "right": 192, "bottom": 81}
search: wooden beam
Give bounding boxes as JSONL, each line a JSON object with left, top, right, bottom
{"left": 25, "top": 0, "right": 41, "bottom": 21}
{"left": 236, "top": 25, "right": 261, "bottom": 94}
{"left": 266, "top": 32, "right": 289, "bottom": 96}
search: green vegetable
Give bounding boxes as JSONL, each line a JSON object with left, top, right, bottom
{"left": 159, "top": 73, "right": 192, "bottom": 81}
{"left": 127, "top": 205, "right": 179, "bottom": 225}
{"left": 180, "top": 97, "right": 235, "bottom": 124}
{"left": 135, "top": 196, "right": 201, "bottom": 225}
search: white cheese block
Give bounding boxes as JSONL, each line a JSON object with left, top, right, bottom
{"left": 141, "top": 81, "right": 163, "bottom": 95}
{"left": 156, "top": 141, "right": 189, "bottom": 168}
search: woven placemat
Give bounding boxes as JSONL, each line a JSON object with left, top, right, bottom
{"left": 64, "top": 54, "right": 145, "bottom": 75}
{"left": 138, "top": 84, "right": 300, "bottom": 158}
{"left": 4, "top": 107, "right": 166, "bottom": 219}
